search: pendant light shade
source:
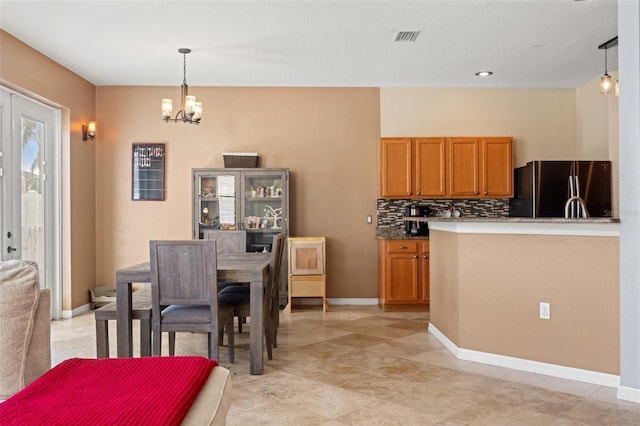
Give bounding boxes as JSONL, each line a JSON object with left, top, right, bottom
{"left": 600, "top": 73, "right": 612, "bottom": 95}
{"left": 598, "top": 36, "right": 618, "bottom": 96}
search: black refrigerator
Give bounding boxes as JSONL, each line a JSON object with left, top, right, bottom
{"left": 509, "top": 161, "right": 612, "bottom": 218}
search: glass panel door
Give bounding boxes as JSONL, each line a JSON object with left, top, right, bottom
{"left": 242, "top": 171, "right": 286, "bottom": 253}
{"left": 194, "top": 171, "right": 239, "bottom": 239}
{"left": 243, "top": 173, "right": 285, "bottom": 231}
{"left": 1, "top": 88, "right": 61, "bottom": 319}
{"left": 20, "top": 115, "right": 45, "bottom": 264}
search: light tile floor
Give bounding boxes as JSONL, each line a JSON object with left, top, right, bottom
{"left": 51, "top": 306, "right": 640, "bottom": 425}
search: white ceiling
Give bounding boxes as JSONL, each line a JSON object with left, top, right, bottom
{"left": 0, "top": 0, "right": 618, "bottom": 89}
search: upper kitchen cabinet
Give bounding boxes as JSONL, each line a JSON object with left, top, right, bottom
{"left": 448, "top": 137, "right": 513, "bottom": 198}
{"left": 380, "top": 137, "right": 512, "bottom": 199}
{"left": 448, "top": 138, "right": 480, "bottom": 197}
{"left": 379, "top": 137, "right": 446, "bottom": 198}
{"left": 481, "top": 137, "right": 513, "bottom": 197}
{"left": 379, "top": 138, "right": 412, "bottom": 197}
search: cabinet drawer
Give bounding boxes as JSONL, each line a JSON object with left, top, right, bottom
{"left": 290, "top": 276, "right": 325, "bottom": 297}
{"left": 386, "top": 241, "right": 418, "bottom": 254}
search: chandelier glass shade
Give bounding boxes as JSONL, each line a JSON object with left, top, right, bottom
{"left": 162, "top": 48, "right": 202, "bottom": 124}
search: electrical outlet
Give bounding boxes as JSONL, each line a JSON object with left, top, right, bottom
{"left": 539, "top": 302, "right": 551, "bottom": 320}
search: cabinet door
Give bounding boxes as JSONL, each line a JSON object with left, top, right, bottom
{"left": 419, "top": 242, "right": 430, "bottom": 304}
{"left": 481, "top": 138, "right": 513, "bottom": 197}
{"left": 241, "top": 170, "right": 288, "bottom": 233}
{"left": 380, "top": 138, "right": 413, "bottom": 197}
{"left": 415, "top": 138, "right": 446, "bottom": 197}
{"left": 386, "top": 253, "right": 419, "bottom": 302}
{"left": 193, "top": 171, "right": 240, "bottom": 239}
{"left": 449, "top": 138, "right": 480, "bottom": 197}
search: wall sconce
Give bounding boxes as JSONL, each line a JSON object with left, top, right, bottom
{"left": 82, "top": 122, "right": 96, "bottom": 141}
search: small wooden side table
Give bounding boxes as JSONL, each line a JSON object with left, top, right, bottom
{"left": 284, "top": 236, "right": 327, "bottom": 312}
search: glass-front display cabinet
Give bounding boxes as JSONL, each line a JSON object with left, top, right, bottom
{"left": 192, "top": 168, "right": 290, "bottom": 304}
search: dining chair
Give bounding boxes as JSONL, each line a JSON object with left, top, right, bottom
{"left": 204, "top": 230, "right": 248, "bottom": 294}
{"left": 217, "top": 232, "right": 286, "bottom": 360}
{"left": 149, "top": 239, "right": 234, "bottom": 363}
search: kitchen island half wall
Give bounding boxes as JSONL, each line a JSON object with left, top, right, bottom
{"left": 428, "top": 218, "right": 620, "bottom": 385}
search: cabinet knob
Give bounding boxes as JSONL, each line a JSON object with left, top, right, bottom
{"left": 413, "top": 255, "right": 418, "bottom": 259}
{"left": 423, "top": 255, "right": 428, "bottom": 259}
{"left": 475, "top": 191, "right": 479, "bottom": 195}
{"left": 484, "top": 191, "right": 488, "bottom": 195}
{"left": 416, "top": 191, "right": 421, "bottom": 195}
{"left": 407, "top": 192, "right": 412, "bottom": 195}
{"left": 399, "top": 246, "right": 408, "bottom": 249}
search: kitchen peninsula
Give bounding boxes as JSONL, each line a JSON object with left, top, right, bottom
{"left": 426, "top": 217, "right": 620, "bottom": 385}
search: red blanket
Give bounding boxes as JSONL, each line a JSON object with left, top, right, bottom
{"left": 0, "top": 356, "right": 217, "bottom": 426}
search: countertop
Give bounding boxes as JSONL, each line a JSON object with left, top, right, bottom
{"left": 423, "top": 217, "right": 619, "bottom": 224}
{"left": 376, "top": 227, "right": 429, "bottom": 240}
{"left": 378, "top": 217, "right": 620, "bottom": 239}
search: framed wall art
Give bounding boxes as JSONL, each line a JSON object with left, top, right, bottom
{"left": 132, "top": 143, "right": 165, "bottom": 201}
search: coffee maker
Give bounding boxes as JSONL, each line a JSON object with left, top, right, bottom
{"left": 404, "top": 205, "right": 430, "bottom": 236}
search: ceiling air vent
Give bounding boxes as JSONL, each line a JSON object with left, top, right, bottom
{"left": 394, "top": 31, "right": 421, "bottom": 42}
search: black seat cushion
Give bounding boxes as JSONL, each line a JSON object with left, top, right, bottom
{"left": 218, "top": 285, "right": 250, "bottom": 306}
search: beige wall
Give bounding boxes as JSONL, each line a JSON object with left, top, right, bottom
{"left": 429, "top": 230, "right": 460, "bottom": 344}
{"left": 95, "top": 86, "right": 381, "bottom": 299}
{"left": 380, "top": 88, "right": 577, "bottom": 168}
{"left": 430, "top": 229, "right": 620, "bottom": 374}
{"left": 0, "top": 31, "right": 96, "bottom": 311}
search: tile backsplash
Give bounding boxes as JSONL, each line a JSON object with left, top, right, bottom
{"left": 377, "top": 198, "right": 509, "bottom": 227}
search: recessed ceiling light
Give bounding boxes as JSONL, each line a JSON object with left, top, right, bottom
{"left": 475, "top": 71, "right": 493, "bottom": 77}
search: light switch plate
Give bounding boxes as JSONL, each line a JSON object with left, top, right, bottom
{"left": 539, "top": 302, "right": 551, "bottom": 320}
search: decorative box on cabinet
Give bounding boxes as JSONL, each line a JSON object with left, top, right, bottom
{"left": 192, "top": 168, "right": 290, "bottom": 305}
{"left": 284, "top": 237, "right": 327, "bottom": 312}
{"left": 378, "top": 239, "right": 429, "bottom": 311}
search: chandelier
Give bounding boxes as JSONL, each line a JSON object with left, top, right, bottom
{"left": 162, "top": 48, "right": 202, "bottom": 124}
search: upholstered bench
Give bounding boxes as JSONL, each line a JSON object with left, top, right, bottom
{"left": 94, "top": 286, "right": 152, "bottom": 357}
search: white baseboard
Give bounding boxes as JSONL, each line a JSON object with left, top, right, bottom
{"left": 428, "top": 323, "right": 620, "bottom": 388}
{"left": 427, "top": 322, "right": 460, "bottom": 357}
{"left": 328, "top": 298, "right": 378, "bottom": 306}
{"left": 618, "top": 385, "right": 640, "bottom": 403}
{"left": 61, "top": 303, "right": 90, "bottom": 319}
{"left": 291, "top": 298, "right": 379, "bottom": 306}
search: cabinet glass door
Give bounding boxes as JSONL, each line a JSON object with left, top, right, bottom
{"left": 196, "top": 172, "right": 239, "bottom": 238}
{"left": 242, "top": 173, "right": 285, "bottom": 231}
{"left": 242, "top": 172, "right": 286, "bottom": 253}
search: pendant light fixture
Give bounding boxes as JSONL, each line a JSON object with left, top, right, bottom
{"left": 598, "top": 36, "right": 618, "bottom": 96}
{"left": 162, "top": 48, "right": 202, "bottom": 124}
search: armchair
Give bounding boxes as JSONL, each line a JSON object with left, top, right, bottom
{"left": 0, "top": 260, "right": 51, "bottom": 400}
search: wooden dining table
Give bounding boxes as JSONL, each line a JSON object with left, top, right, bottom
{"left": 115, "top": 252, "right": 271, "bottom": 375}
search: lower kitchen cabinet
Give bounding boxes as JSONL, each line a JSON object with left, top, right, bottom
{"left": 378, "top": 239, "right": 429, "bottom": 311}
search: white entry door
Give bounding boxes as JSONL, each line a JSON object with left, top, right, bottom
{"left": 0, "top": 87, "right": 61, "bottom": 319}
